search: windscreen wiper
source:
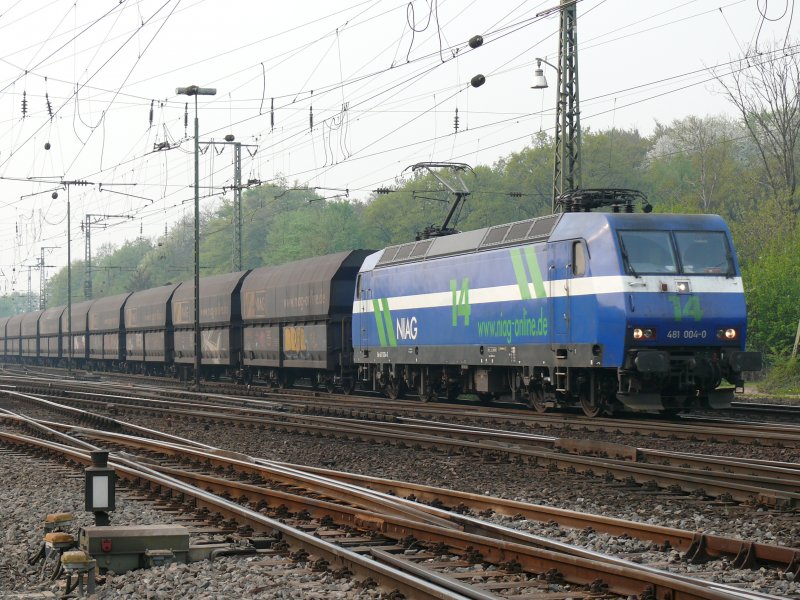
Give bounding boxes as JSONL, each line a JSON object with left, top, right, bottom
{"left": 619, "top": 238, "right": 639, "bottom": 277}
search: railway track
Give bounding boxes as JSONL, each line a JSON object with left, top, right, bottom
{"left": 0, "top": 409, "right": 793, "bottom": 599}
{"left": 3, "top": 369, "right": 800, "bottom": 449}
{"left": 4, "top": 365, "right": 799, "bottom": 426}
{"left": 3, "top": 384, "right": 799, "bottom": 507}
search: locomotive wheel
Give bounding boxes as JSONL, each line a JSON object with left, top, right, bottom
{"left": 342, "top": 378, "right": 355, "bottom": 395}
{"left": 385, "top": 380, "right": 406, "bottom": 400}
{"left": 419, "top": 383, "right": 437, "bottom": 402}
{"left": 279, "top": 373, "right": 294, "bottom": 389}
{"left": 579, "top": 390, "right": 605, "bottom": 418}
{"left": 477, "top": 392, "right": 495, "bottom": 404}
{"left": 325, "top": 379, "right": 336, "bottom": 394}
{"left": 528, "top": 387, "right": 548, "bottom": 413}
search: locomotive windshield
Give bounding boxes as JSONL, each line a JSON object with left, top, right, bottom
{"left": 618, "top": 231, "right": 677, "bottom": 274}
{"left": 674, "top": 231, "right": 731, "bottom": 274}
{"left": 618, "top": 229, "right": 732, "bottom": 275}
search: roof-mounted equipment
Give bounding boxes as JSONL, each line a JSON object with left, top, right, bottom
{"left": 555, "top": 188, "right": 652, "bottom": 213}
{"left": 404, "top": 162, "right": 474, "bottom": 239}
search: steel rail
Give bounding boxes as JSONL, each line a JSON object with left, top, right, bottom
{"left": 291, "top": 463, "right": 800, "bottom": 573}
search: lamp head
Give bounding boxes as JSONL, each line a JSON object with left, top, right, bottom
{"left": 531, "top": 60, "right": 548, "bottom": 89}
{"left": 176, "top": 86, "right": 217, "bottom": 97}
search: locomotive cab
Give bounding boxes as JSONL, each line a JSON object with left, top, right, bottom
{"left": 611, "top": 221, "right": 762, "bottom": 412}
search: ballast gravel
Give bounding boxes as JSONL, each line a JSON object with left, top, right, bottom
{"left": 1, "top": 392, "right": 798, "bottom": 597}
{"left": 0, "top": 450, "right": 382, "bottom": 599}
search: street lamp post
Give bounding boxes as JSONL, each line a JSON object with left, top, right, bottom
{"left": 176, "top": 85, "right": 216, "bottom": 389}
{"left": 532, "top": 56, "right": 582, "bottom": 213}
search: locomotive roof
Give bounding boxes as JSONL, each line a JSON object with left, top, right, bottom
{"left": 550, "top": 212, "right": 729, "bottom": 241}
{"left": 371, "top": 211, "right": 729, "bottom": 268}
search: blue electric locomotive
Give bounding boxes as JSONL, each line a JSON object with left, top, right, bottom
{"left": 353, "top": 189, "right": 762, "bottom": 416}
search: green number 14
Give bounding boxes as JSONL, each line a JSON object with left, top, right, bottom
{"left": 668, "top": 295, "right": 703, "bottom": 322}
{"left": 451, "top": 278, "right": 471, "bottom": 326}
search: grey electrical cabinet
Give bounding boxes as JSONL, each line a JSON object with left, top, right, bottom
{"left": 80, "top": 524, "right": 190, "bottom": 573}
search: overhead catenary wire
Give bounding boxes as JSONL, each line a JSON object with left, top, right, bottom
{"left": 0, "top": 0, "right": 792, "bottom": 291}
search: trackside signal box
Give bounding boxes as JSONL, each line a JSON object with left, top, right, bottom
{"left": 80, "top": 524, "right": 189, "bottom": 573}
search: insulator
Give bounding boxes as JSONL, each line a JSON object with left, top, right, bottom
{"left": 375, "top": 187, "right": 391, "bottom": 195}
{"left": 21, "top": 90, "right": 27, "bottom": 117}
{"left": 184, "top": 102, "right": 188, "bottom": 131}
{"left": 470, "top": 74, "right": 486, "bottom": 88}
{"left": 309, "top": 105, "right": 313, "bottom": 131}
{"left": 468, "top": 35, "right": 483, "bottom": 49}
{"left": 45, "top": 93, "right": 53, "bottom": 119}
{"left": 270, "top": 98, "right": 274, "bottom": 131}
{"left": 149, "top": 100, "right": 154, "bottom": 128}
{"left": 453, "top": 107, "right": 459, "bottom": 133}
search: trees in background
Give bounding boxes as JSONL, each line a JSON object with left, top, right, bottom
{"left": 714, "top": 41, "right": 800, "bottom": 214}
{"left": 711, "top": 40, "right": 800, "bottom": 358}
{"left": 646, "top": 116, "right": 746, "bottom": 216}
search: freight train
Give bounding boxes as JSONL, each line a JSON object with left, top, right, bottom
{"left": 0, "top": 189, "right": 761, "bottom": 416}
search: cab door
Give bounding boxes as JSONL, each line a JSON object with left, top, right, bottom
{"left": 549, "top": 242, "right": 572, "bottom": 344}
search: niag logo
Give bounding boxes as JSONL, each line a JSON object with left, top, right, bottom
{"left": 396, "top": 316, "right": 418, "bottom": 340}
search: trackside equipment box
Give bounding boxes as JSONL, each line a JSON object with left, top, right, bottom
{"left": 80, "top": 524, "right": 189, "bottom": 573}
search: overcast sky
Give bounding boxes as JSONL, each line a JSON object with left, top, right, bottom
{"left": 0, "top": 0, "right": 794, "bottom": 296}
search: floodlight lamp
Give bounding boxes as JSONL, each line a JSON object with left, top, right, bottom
{"left": 531, "top": 61, "right": 548, "bottom": 89}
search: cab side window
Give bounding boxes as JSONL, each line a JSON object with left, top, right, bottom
{"left": 572, "top": 241, "right": 586, "bottom": 277}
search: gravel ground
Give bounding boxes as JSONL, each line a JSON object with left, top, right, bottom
{"left": 1, "top": 393, "right": 799, "bottom": 597}
{"left": 0, "top": 449, "right": 384, "bottom": 599}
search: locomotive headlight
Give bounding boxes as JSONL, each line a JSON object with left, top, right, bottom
{"left": 633, "top": 327, "right": 656, "bottom": 340}
{"left": 717, "top": 328, "right": 738, "bottom": 340}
